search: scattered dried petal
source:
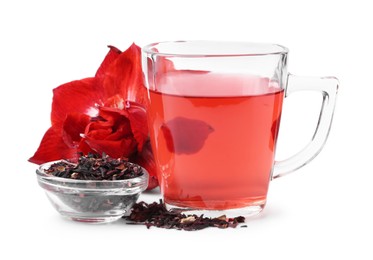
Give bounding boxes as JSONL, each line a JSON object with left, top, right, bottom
{"left": 180, "top": 216, "right": 196, "bottom": 224}
{"left": 125, "top": 200, "right": 245, "bottom": 231}
{"left": 216, "top": 215, "right": 227, "bottom": 221}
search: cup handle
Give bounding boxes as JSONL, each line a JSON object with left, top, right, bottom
{"left": 272, "top": 74, "right": 339, "bottom": 179}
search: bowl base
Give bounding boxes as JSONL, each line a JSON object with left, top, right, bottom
{"left": 65, "top": 215, "right": 123, "bottom": 224}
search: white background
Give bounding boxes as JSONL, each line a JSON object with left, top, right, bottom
{"left": 0, "top": 0, "right": 372, "bottom": 259}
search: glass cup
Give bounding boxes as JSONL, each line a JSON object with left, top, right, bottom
{"left": 142, "top": 41, "right": 338, "bottom": 217}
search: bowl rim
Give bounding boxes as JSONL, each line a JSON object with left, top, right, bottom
{"left": 36, "top": 160, "right": 149, "bottom": 187}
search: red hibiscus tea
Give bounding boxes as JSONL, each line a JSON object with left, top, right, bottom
{"left": 146, "top": 71, "right": 284, "bottom": 211}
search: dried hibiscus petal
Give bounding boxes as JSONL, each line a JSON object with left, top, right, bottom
{"left": 125, "top": 200, "right": 246, "bottom": 231}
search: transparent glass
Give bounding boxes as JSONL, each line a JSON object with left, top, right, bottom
{"left": 36, "top": 161, "right": 148, "bottom": 223}
{"left": 142, "top": 41, "right": 338, "bottom": 217}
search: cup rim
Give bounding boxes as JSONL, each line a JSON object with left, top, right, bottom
{"left": 36, "top": 160, "right": 149, "bottom": 187}
{"left": 142, "top": 40, "right": 289, "bottom": 57}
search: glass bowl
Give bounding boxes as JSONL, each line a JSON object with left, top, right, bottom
{"left": 36, "top": 160, "right": 148, "bottom": 223}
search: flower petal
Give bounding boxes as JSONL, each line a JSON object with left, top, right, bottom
{"left": 96, "top": 105, "right": 128, "bottom": 123}
{"left": 126, "top": 101, "right": 148, "bottom": 152}
{"left": 82, "top": 106, "right": 141, "bottom": 158}
{"left": 28, "top": 127, "right": 79, "bottom": 164}
{"left": 82, "top": 136, "right": 137, "bottom": 159}
{"left": 93, "top": 105, "right": 146, "bottom": 149}
{"left": 78, "top": 138, "right": 95, "bottom": 155}
{"left": 95, "top": 45, "right": 122, "bottom": 78}
{"left": 91, "top": 106, "right": 133, "bottom": 138}
{"left": 84, "top": 126, "right": 113, "bottom": 139}
{"left": 103, "top": 94, "right": 126, "bottom": 109}
{"left": 51, "top": 77, "right": 102, "bottom": 127}
{"left": 132, "top": 141, "right": 158, "bottom": 190}
{"left": 100, "top": 43, "right": 147, "bottom": 106}
{"left": 62, "top": 113, "right": 91, "bottom": 148}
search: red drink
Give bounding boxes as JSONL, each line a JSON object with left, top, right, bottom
{"left": 146, "top": 71, "right": 284, "bottom": 210}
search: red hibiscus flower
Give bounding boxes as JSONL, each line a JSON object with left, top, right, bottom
{"left": 29, "top": 44, "right": 158, "bottom": 190}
